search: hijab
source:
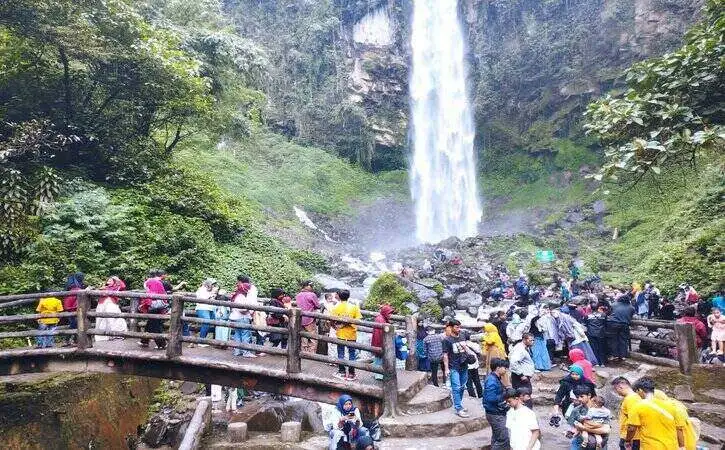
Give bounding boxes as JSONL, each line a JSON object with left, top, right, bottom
{"left": 66, "top": 272, "right": 85, "bottom": 290}
{"left": 569, "top": 348, "right": 595, "bottom": 381}
{"left": 144, "top": 278, "right": 166, "bottom": 295}
{"left": 336, "top": 394, "right": 355, "bottom": 415}
{"left": 482, "top": 322, "right": 507, "bottom": 357}
{"left": 568, "top": 364, "right": 584, "bottom": 378}
{"left": 105, "top": 276, "right": 125, "bottom": 291}
{"left": 232, "top": 281, "right": 251, "bottom": 299}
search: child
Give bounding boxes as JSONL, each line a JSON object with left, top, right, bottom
{"left": 36, "top": 296, "right": 63, "bottom": 348}
{"left": 576, "top": 396, "right": 611, "bottom": 449}
{"left": 706, "top": 307, "right": 725, "bottom": 359}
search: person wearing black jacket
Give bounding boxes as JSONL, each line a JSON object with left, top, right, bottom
{"left": 607, "top": 294, "right": 635, "bottom": 360}
{"left": 585, "top": 303, "right": 608, "bottom": 367}
{"left": 266, "top": 288, "right": 289, "bottom": 349}
{"left": 552, "top": 365, "right": 597, "bottom": 419}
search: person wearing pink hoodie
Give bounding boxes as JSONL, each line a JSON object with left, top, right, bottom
{"left": 569, "top": 348, "right": 595, "bottom": 382}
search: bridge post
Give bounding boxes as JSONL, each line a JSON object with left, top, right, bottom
{"left": 382, "top": 324, "right": 399, "bottom": 416}
{"left": 76, "top": 290, "right": 92, "bottom": 349}
{"left": 166, "top": 294, "right": 184, "bottom": 359}
{"left": 286, "top": 308, "right": 302, "bottom": 374}
{"left": 675, "top": 322, "right": 697, "bottom": 375}
{"left": 404, "top": 316, "right": 417, "bottom": 371}
{"left": 128, "top": 297, "right": 139, "bottom": 332}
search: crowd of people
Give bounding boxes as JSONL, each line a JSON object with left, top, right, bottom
{"left": 29, "top": 267, "right": 723, "bottom": 449}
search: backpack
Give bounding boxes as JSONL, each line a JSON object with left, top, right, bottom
{"left": 395, "top": 335, "right": 409, "bottom": 361}
{"left": 416, "top": 338, "right": 426, "bottom": 359}
{"left": 148, "top": 299, "right": 168, "bottom": 313}
{"left": 515, "top": 279, "right": 529, "bottom": 296}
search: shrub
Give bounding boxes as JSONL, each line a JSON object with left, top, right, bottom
{"left": 364, "top": 273, "right": 416, "bottom": 315}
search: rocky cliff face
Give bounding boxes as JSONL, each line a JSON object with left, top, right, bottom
{"left": 0, "top": 373, "right": 160, "bottom": 449}
{"left": 226, "top": 0, "right": 702, "bottom": 171}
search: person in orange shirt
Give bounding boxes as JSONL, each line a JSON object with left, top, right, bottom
{"left": 626, "top": 377, "right": 680, "bottom": 450}
{"left": 36, "top": 296, "right": 64, "bottom": 348}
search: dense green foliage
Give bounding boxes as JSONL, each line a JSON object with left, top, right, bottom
{"left": 175, "top": 133, "right": 407, "bottom": 215}
{"left": 585, "top": 0, "right": 724, "bottom": 184}
{"left": 0, "top": 0, "right": 321, "bottom": 295}
{"left": 364, "top": 273, "right": 415, "bottom": 316}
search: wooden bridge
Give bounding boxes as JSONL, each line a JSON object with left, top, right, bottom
{"left": 0, "top": 290, "right": 422, "bottom": 417}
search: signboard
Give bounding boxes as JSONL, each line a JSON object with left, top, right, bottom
{"left": 536, "top": 249, "right": 556, "bottom": 263}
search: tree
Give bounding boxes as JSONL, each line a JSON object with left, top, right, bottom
{"left": 0, "top": 0, "right": 211, "bottom": 182}
{"left": 0, "top": 0, "right": 212, "bottom": 258}
{"left": 584, "top": 0, "right": 724, "bottom": 186}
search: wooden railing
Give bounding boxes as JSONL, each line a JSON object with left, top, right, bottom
{"left": 0, "top": 290, "right": 401, "bottom": 412}
{"left": 630, "top": 317, "right": 697, "bottom": 374}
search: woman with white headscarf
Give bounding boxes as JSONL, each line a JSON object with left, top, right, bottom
{"left": 95, "top": 276, "right": 128, "bottom": 341}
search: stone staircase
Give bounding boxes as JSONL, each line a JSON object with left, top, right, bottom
{"left": 377, "top": 372, "right": 491, "bottom": 449}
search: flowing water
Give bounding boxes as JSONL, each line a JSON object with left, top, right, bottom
{"left": 409, "top": 0, "right": 481, "bottom": 243}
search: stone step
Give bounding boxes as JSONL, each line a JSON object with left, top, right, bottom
{"left": 699, "top": 421, "right": 725, "bottom": 445}
{"left": 397, "top": 370, "right": 430, "bottom": 403}
{"left": 377, "top": 427, "right": 492, "bottom": 450}
{"left": 688, "top": 403, "right": 724, "bottom": 428}
{"left": 207, "top": 431, "right": 328, "bottom": 449}
{"left": 379, "top": 397, "right": 487, "bottom": 438}
{"left": 401, "top": 384, "right": 452, "bottom": 415}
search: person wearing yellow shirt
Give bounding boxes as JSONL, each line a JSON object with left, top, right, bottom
{"left": 654, "top": 390, "right": 699, "bottom": 450}
{"left": 330, "top": 290, "right": 362, "bottom": 381}
{"left": 611, "top": 376, "right": 641, "bottom": 450}
{"left": 36, "top": 296, "right": 64, "bottom": 348}
{"left": 626, "top": 377, "right": 679, "bottom": 450}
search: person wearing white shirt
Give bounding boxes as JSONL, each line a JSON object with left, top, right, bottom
{"left": 504, "top": 388, "right": 541, "bottom": 450}
{"left": 194, "top": 278, "right": 219, "bottom": 346}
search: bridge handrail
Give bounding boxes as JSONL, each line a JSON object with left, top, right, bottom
{"left": 300, "top": 310, "right": 384, "bottom": 329}
{"left": 0, "top": 290, "right": 402, "bottom": 412}
{"left": 0, "top": 312, "right": 77, "bottom": 323}
{"left": 631, "top": 318, "right": 676, "bottom": 330}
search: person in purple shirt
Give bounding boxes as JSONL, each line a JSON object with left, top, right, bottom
{"left": 295, "top": 280, "right": 320, "bottom": 353}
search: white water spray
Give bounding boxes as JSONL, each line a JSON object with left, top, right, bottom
{"left": 409, "top": 0, "right": 481, "bottom": 243}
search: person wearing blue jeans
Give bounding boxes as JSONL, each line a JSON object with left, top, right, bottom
{"left": 337, "top": 342, "right": 358, "bottom": 379}
{"left": 196, "top": 310, "right": 216, "bottom": 339}
{"left": 37, "top": 323, "right": 57, "bottom": 348}
{"left": 442, "top": 319, "right": 471, "bottom": 417}
{"left": 232, "top": 317, "right": 255, "bottom": 357}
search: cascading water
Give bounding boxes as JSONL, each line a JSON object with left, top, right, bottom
{"left": 409, "top": 0, "right": 481, "bottom": 243}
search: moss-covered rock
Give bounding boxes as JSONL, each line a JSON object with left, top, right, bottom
{"left": 0, "top": 373, "right": 160, "bottom": 449}
{"left": 364, "top": 273, "right": 416, "bottom": 315}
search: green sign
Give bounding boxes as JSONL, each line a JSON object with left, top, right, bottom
{"left": 536, "top": 249, "right": 556, "bottom": 263}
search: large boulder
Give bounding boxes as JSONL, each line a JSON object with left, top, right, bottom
{"left": 245, "top": 402, "right": 284, "bottom": 431}
{"left": 396, "top": 276, "right": 438, "bottom": 303}
{"left": 456, "top": 292, "right": 483, "bottom": 309}
{"left": 282, "top": 400, "right": 325, "bottom": 432}
{"left": 313, "top": 274, "right": 352, "bottom": 291}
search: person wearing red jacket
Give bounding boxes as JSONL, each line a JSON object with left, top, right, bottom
{"left": 677, "top": 306, "right": 707, "bottom": 349}
{"left": 371, "top": 304, "right": 395, "bottom": 380}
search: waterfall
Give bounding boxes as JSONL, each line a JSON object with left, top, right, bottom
{"left": 409, "top": 0, "right": 481, "bottom": 243}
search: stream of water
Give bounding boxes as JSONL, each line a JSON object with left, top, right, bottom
{"left": 409, "top": 0, "right": 481, "bottom": 244}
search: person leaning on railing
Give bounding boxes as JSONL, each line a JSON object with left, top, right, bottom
{"left": 331, "top": 290, "right": 362, "bottom": 381}
{"left": 36, "top": 295, "right": 63, "bottom": 348}
{"left": 139, "top": 276, "right": 169, "bottom": 350}
{"left": 296, "top": 280, "right": 320, "bottom": 354}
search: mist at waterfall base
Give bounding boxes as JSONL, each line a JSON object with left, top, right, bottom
{"left": 409, "top": 0, "right": 482, "bottom": 244}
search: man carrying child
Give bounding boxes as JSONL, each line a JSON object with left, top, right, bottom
{"left": 566, "top": 385, "right": 611, "bottom": 449}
